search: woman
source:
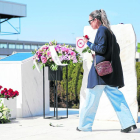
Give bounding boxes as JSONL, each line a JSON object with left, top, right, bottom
{"left": 77, "top": 9, "right": 137, "bottom": 132}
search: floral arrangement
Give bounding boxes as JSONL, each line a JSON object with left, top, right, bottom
{"left": 0, "top": 85, "right": 19, "bottom": 100}
{"left": 32, "top": 40, "right": 82, "bottom": 71}
{"left": 0, "top": 99, "right": 11, "bottom": 124}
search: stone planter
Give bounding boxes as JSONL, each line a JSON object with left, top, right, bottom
{"left": 0, "top": 98, "right": 16, "bottom": 119}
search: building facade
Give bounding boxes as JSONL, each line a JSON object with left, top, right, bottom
{"left": 0, "top": 39, "right": 76, "bottom": 58}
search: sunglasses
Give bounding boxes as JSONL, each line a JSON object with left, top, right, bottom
{"left": 88, "top": 18, "right": 95, "bottom": 25}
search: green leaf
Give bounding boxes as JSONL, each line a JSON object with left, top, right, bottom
{"left": 88, "top": 50, "right": 91, "bottom": 53}
{"left": 50, "top": 64, "right": 58, "bottom": 71}
{"left": 33, "top": 64, "right": 36, "bottom": 70}
{"left": 31, "top": 51, "right": 35, "bottom": 55}
{"left": 2, "top": 108, "right": 9, "bottom": 111}
{"left": 40, "top": 64, "right": 44, "bottom": 70}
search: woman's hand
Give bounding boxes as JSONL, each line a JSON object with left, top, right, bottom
{"left": 83, "top": 37, "right": 88, "bottom": 44}
{"left": 92, "top": 54, "right": 95, "bottom": 59}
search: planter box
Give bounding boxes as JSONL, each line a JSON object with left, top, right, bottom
{"left": 48, "top": 66, "right": 63, "bottom": 81}
{"left": 0, "top": 98, "right": 16, "bottom": 119}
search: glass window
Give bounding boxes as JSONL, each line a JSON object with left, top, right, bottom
{"left": 0, "top": 43, "right": 7, "bottom": 48}
{"left": 16, "top": 44, "right": 23, "bottom": 49}
{"left": 24, "top": 45, "right": 31, "bottom": 49}
{"left": 39, "top": 45, "right": 44, "bottom": 48}
{"left": 9, "top": 44, "right": 15, "bottom": 49}
{"left": 31, "top": 45, "right": 38, "bottom": 50}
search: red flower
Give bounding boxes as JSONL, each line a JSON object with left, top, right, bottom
{"left": 0, "top": 86, "right": 19, "bottom": 98}
{"left": 4, "top": 88, "right": 7, "bottom": 92}
{"left": 8, "top": 91, "right": 13, "bottom": 97}
{"left": 8, "top": 88, "right": 13, "bottom": 93}
{"left": 14, "top": 91, "right": 19, "bottom": 96}
{"left": 84, "top": 35, "right": 89, "bottom": 40}
{"left": 4, "top": 92, "right": 7, "bottom": 96}
{"left": 1, "top": 90, "right": 5, "bottom": 95}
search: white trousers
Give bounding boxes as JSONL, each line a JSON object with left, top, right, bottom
{"left": 78, "top": 85, "right": 136, "bottom": 131}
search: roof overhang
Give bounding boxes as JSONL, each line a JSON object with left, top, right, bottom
{"left": 0, "top": 1, "right": 26, "bottom": 19}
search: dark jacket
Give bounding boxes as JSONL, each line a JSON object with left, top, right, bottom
{"left": 87, "top": 25, "right": 124, "bottom": 88}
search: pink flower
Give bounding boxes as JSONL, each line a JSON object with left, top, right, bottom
{"left": 61, "top": 47, "right": 66, "bottom": 52}
{"left": 0, "top": 85, "right": 2, "bottom": 89}
{"left": 73, "top": 58, "right": 78, "bottom": 63}
{"left": 47, "top": 51, "right": 51, "bottom": 56}
{"left": 65, "top": 48, "right": 70, "bottom": 53}
{"left": 70, "top": 51, "right": 76, "bottom": 56}
{"left": 49, "top": 42, "right": 52, "bottom": 45}
{"left": 41, "top": 56, "right": 47, "bottom": 64}
{"left": 41, "top": 45, "right": 48, "bottom": 50}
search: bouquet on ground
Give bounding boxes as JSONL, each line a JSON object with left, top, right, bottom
{"left": 0, "top": 85, "right": 19, "bottom": 100}
{"left": 32, "top": 40, "right": 82, "bottom": 71}
{"left": 0, "top": 99, "right": 10, "bottom": 124}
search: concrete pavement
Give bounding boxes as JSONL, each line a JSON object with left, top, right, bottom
{"left": 0, "top": 108, "right": 140, "bottom": 140}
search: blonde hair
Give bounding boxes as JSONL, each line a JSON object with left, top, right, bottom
{"left": 89, "top": 9, "right": 112, "bottom": 34}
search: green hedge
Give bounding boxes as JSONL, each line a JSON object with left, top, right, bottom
{"left": 55, "top": 62, "right": 140, "bottom": 109}
{"left": 57, "top": 62, "right": 83, "bottom": 108}
{"left": 136, "top": 62, "right": 140, "bottom": 106}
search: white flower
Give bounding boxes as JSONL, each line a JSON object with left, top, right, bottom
{"left": 0, "top": 112, "right": 2, "bottom": 117}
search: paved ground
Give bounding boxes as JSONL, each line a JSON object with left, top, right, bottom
{"left": 0, "top": 108, "right": 140, "bottom": 140}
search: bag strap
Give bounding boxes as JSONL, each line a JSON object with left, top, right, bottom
{"left": 94, "top": 33, "right": 114, "bottom": 67}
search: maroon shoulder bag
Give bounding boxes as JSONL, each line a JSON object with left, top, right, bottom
{"left": 94, "top": 35, "right": 113, "bottom": 76}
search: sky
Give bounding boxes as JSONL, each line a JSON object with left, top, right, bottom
{"left": 0, "top": 0, "right": 140, "bottom": 44}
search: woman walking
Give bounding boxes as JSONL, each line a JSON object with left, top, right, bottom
{"left": 77, "top": 9, "right": 137, "bottom": 132}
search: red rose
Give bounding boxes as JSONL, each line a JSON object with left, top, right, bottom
{"left": 4, "top": 88, "right": 7, "bottom": 92}
{"left": 1, "top": 90, "right": 5, "bottom": 95}
{"left": 8, "top": 88, "right": 13, "bottom": 93}
{"left": 14, "top": 91, "right": 19, "bottom": 96}
{"left": 4, "top": 92, "right": 7, "bottom": 96}
{"left": 84, "top": 35, "right": 89, "bottom": 40}
{"left": 8, "top": 91, "right": 13, "bottom": 97}
{"left": 6, "top": 95, "right": 9, "bottom": 99}
{"left": 0, "top": 85, "right": 2, "bottom": 89}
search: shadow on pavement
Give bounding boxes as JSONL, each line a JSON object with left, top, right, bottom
{"left": 129, "top": 128, "right": 140, "bottom": 133}
{"left": 138, "top": 116, "right": 140, "bottom": 123}
{"left": 48, "top": 109, "right": 79, "bottom": 116}
{"left": 92, "top": 129, "right": 120, "bottom": 132}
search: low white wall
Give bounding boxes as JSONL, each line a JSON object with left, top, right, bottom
{"left": 21, "top": 60, "right": 50, "bottom": 117}
{"left": 0, "top": 58, "right": 50, "bottom": 118}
